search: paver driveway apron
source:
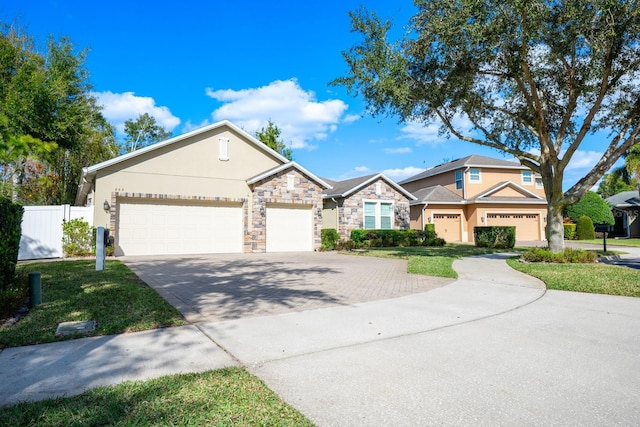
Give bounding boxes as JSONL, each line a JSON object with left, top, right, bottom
{"left": 121, "top": 252, "right": 454, "bottom": 323}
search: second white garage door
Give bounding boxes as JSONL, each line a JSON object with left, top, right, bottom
{"left": 117, "top": 200, "right": 243, "bottom": 256}
{"left": 266, "top": 205, "right": 313, "bottom": 252}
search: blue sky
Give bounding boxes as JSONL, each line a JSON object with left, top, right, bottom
{"left": 2, "top": 1, "right": 611, "bottom": 187}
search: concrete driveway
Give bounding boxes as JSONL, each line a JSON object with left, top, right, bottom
{"left": 121, "top": 252, "right": 453, "bottom": 323}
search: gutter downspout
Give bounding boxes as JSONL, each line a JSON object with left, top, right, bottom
{"left": 331, "top": 197, "right": 340, "bottom": 236}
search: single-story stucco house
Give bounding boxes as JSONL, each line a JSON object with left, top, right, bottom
{"left": 76, "top": 120, "right": 334, "bottom": 256}
{"left": 322, "top": 173, "right": 416, "bottom": 239}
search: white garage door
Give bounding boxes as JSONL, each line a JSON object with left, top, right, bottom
{"left": 266, "top": 205, "right": 313, "bottom": 252}
{"left": 487, "top": 213, "right": 540, "bottom": 241}
{"left": 117, "top": 200, "right": 243, "bottom": 256}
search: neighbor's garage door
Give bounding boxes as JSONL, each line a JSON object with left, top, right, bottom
{"left": 266, "top": 205, "right": 313, "bottom": 252}
{"left": 117, "top": 200, "right": 243, "bottom": 256}
{"left": 433, "top": 214, "right": 462, "bottom": 242}
{"left": 487, "top": 213, "right": 540, "bottom": 241}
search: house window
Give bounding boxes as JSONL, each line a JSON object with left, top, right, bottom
{"left": 469, "top": 168, "right": 481, "bottom": 182}
{"left": 535, "top": 177, "right": 543, "bottom": 189}
{"left": 522, "top": 170, "right": 532, "bottom": 185}
{"left": 364, "top": 201, "right": 394, "bottom": 229}
{"left": 455, "top": 170, "right": 463, "bottom": 189}
{"left": 219, "top": 137, "right": 229, "bottom": 161}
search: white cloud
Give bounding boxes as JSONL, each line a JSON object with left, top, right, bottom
{"left": 382, "top": 166, "right": 424, "bottom": 181}
{"left": 93, "top": 91, "right": 181, "bottom": 134}
{"left": 384, "top": 147, "right": 412, "bottom": 154}
{"left": 205, "top": 79, "right": 349, "bottom": 149}
{"left": 566, "top": 150, "right": 603, "bottom": 170}
{"left": 354, "top": 165, "right": 370, "bottom": 173}
{"left": 398, "top": 117, "right": 473, "bottom": 146}
{"left": 182, "top": 119, "right": 211, "bottom": 133}
{"left": 343, "top": 114, "right": 361, "bottom": 124}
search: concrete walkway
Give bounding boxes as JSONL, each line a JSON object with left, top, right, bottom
{"left": 1, "top": 252, "right": 639, "bottom": 425}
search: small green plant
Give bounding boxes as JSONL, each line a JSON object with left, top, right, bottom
{"left": 563, "top": 223, "right": 576, "bottom": 240}
{"left": 575, "top": 215, "right": 595, "bottom": 240}
{"left": 424, "top": 223, "right": 437, "bottom": 239}
{"left": 350, "top": 229, "right": 368, "bottom": 244}
{"left": 62, "top": 219, "right": 93, "bottom": 257}
{"left": 320, "top": 228, "right": 340, "bottom": 251}
{"left": 473, "top": 226, "right": 516, "bottom": 248}
{"left": 521, "top": 247, "right": 597, "bottom": 263}
{"left": 423, "top": 237, "right": 446, "bottom": 247}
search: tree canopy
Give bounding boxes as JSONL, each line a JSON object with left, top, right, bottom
{"left": 123, "top": 113, "right": 171, "bottom": 153}
{"left": 255, "top": 120, "right": 293, "bottom": 160}
{"left": 0, "top": 23, "right": 117, "bottom": 205}
{"left": 565, "top": 191, "right": 614, "bottom": 225}
{"left": 334, "top": 0, "right": 640, "bottom": 252}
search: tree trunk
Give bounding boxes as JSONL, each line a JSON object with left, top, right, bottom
{"left": 546, "top": 203, "right": 565, "bottom": 252}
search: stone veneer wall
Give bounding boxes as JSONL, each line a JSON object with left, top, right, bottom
{"left": 337, "top": 179, "right": 411, "bottom": 239}
{"left": 248, "top": 168, "right": 325, "bottom": 252}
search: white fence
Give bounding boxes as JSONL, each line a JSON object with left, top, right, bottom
{"left": 18, "top": 205, "right": 94, "bottom": 260}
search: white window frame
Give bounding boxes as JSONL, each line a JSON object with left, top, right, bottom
{"left": 522, "top": 170, "right": 533, "bottom": 185}
{"left": 535, "top": 177, "right": 543, "bottom": 189}
{"left": 455, "top": 170, "right": 463, "bottom": 190}
{"left": 218, "top": 137, "right": 229, "bottom": 161}
{"left": 469, "top": 168, "right": 481, "bottom": 183}
{"left": 363, "top": 200, "right": 394, "bottom": 230}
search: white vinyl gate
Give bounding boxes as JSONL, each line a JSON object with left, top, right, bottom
{"left": 18, "top": 205, "right": 94, "bottom": 260}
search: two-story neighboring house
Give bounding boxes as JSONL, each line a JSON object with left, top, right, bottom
{"left": 399, "top": 155, "right": 548, "bottom": 243}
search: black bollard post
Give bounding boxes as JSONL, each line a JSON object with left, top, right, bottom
{"left": 29, "top": 272, "right": 42, "bottom": 307}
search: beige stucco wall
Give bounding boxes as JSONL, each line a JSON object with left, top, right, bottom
{"left": 402, "top": 171, "right": 459, "bottom": 195}
{"left": 336, "top": 179, "right": 411, "bottom": 239}
{"left": 91, "top": 127, "right": 283, "bottom": 228}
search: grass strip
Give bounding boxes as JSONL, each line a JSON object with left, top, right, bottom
{"left": 0, "top": 367, "right": 314, "bottom": 426}
{"left": 1, "top": 260, "right": 186, "bottom": 348}
{"left": 507, "top": 258, "right": 640, "bottom": 297}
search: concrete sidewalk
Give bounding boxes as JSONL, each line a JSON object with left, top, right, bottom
{"left": 0, "top": 253, "right": 544, "bottom": 410}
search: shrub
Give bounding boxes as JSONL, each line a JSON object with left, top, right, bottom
{"left": 0, "top": 267, "right": 28, "bottom": 319}
{"left": 335, "top": 239, "right": 356, "bottom": 251}
{"left": 424, "top": 223, "right": 437, "bottom": 239}
{"left": 563, "top": 223, "right": 576, "bottom": 240}
{"left": 575, "top": 215, "right": 595, "bottom": 240}
{"left": 320, "top": 228, "right": 340, "bottom": 251}
{"left": 473, "top": 226, "right": 516, "bottom": 249}
{"left": 521, "top": 247, "right": 597, "bottom": 263}
{"left": 62, "top": 219, "right": 93, "bottom": 257}
{"left": 423, "top": 237, "right": 446, "bottom": 247}
{"left": 0, "top": 197, "right": 24, "bottom": 292}
{"left": 565, "top": 191, "right": 614, "bottom": 225}
{"left": 350, "top": 229, "right": 368, "bottom": 244}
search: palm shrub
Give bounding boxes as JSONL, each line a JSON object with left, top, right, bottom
{"left": 575, "top": 215, "right": 595, "bottom": 240}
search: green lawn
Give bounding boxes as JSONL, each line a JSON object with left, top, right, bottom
{"left": 0, "top": 367, "right": 313, "bottom": 427}
{"left": 0, "top": 260, "right": 186, "bottom": 349}
{"left": 572, "top": 238, "right": 640, "bottom": 247}
{"left": 351, "top": 244, "right": 513, "bottom": 278}
{"left": 507, "top": 258, "right": 640, "bottom": 297}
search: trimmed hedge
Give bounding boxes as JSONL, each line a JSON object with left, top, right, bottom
{"left": 347, "top": 229, "right": 445, "bottom": 248}
{"left": 0, "top": 197, "right": 24, "bottom": 291}
{"left": 521, "top": 247, "right": 597, "bottom": 263}
{"left": 473, "top": 226, "right": 516, "bottom": 249}
{"left": 563, "top": 223, "right": 576, "bottom": 240}
{"left": 576, "top": 215, "right": 595, "bottom": 240}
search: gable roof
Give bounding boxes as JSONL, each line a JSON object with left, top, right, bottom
{"left": 399, "top": 154, "right": 526, "bottom": 185}
{"left": 76, "top": 120, "right": 290, "bottom": 204}
{"left": 323, "top": 173, "right": 416, "bottom": 201}
{"left": 606, "top": 190, "right": 640, "bottom": 207}
{"left": 247, "top": 161, "right": 333, "bottom": 189}
{"left": 411, "top": 185, "right": 463, "bottom": 205}
{"left": 470, "top": 181, "right": 546, "bottom": 202}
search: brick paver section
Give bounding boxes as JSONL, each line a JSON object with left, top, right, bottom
{"left": 122, "top": 252, "right": 453, "bottom": 323}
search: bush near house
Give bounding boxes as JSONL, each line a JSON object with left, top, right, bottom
{"left": 62, "top": 218, "right": 93, "bottom": 257}
{"left": 473, "top": 226, "right": 516, "bottom": 249}
{"left": 565, "top": 191, "right": 615, "bottom": 225}
{"left": 0, "top": 197, "right": 26, "bottom": 319}
{"left": 575, "top": 215, "right": 596, "bottom": 240}
{"left": 320, "top": 228, "right": 340, "bottom": 251}
{"left": 344, "top": 229, "right": 445, "bottom": 249}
